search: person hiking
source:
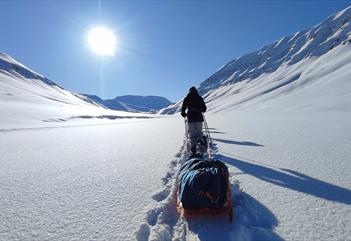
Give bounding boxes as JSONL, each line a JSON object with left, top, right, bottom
{"left": 181, "top": 86, "right": 207, "bottom": 154}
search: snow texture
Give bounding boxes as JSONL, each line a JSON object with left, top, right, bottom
{"left": 0, "top": 118, "right": 184, "bottom": 241}
{"left": 1, "top": 5, "right": 351, "bottom": 241}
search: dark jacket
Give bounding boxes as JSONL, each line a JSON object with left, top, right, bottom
{"left": 181, "top": 90, "right": 207, "bottom": 123}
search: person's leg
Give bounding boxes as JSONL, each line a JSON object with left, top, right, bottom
{"left": 187, "top": 122, "right": 197, "bottom": 149}
{"left": 194, "top": 122, "right": 204, "bottom": 143}
{"left": 194, "top": 122, "right": 205, "bottom": 154}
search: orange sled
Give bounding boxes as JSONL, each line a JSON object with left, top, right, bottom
{"left": 177, "top": 180, "right": 233, "bottom": 223}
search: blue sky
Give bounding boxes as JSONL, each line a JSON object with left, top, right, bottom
{"left": 0, "top": 0, "right": 350, "bottom": 102}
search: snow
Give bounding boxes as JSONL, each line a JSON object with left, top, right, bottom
{"left": 81, "top": 94, "right": 173, "bottom": 113}
{"left": 0, "top": 117, "right": 184, "bottom": 240}
{"left": 202, "top": 44, "right": 351, "bottom": 114}
{"left": 1, "top": 5, "right": 351, "bottom": 241}
{"left": 1, "top": 110, "right": 350, "bottom": 240}
{"left": 0, "top": 52, "right": 44, "bottom": 78}
{"left": 160, "top": 5, "right": 351, "bottom": 115}
{"left": 147, "top": 6, "right": 351, "bottom": 241}
{"left": 207, "top": 111, "right": 351, "bottom": 241}
{"left": 132, "top": 110, "right": 351, "bottom": 241}
{"left": 0, "top": 52, "right": 155, "bottom": 130}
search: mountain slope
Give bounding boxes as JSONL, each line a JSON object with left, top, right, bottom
{"left": 0, "top": 52, "right": 104, "bottom": 108}
{"left": 82, "top": 94, "right": 173, "bottom": 113}
{"left": 107, "top": 95, "right": 172, "bottom": 112}
{"left": 160, "top": 6, "right": 351, "bottom": 114}
{"left": 80, "top": 94, "right": 129, "bottom": 111}
{"left": 0, "top": 52, "right": 147, "bottom": 129}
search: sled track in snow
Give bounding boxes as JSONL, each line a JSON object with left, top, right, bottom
{"left": 134, "top": 138, "right": 282, "bottom": 241}
{"left": 134, "top": 141, "right": 188, "bottom": 241}
{"left": 134, "top": 139, "right": 235, "bottom": 241}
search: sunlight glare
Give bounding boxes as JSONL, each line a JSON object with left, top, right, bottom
{"left": 87, "top": 27, "right": 117, "bottom": 56}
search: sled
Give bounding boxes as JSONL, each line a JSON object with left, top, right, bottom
{"left": 177, "top": 182, "right": 233, "bottom": 223}
{"left": 179, "top": 115, "right": 233, "bottom": 223}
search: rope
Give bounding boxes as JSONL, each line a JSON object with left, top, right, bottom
{"left": 203, "top": 114, "right": 214, "bottom": 160}
{"left": 184, "top": 114, "right": 214, "bottom": 160}
{"left": 184, "top": 118, "right": 191, "bottom": 154}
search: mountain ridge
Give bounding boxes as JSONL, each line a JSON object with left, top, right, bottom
{"left": 198, "top": 6, "right": 351, "bottom": 94}
{"left": 160, "top": 6, "right": 351, "bottom": 114}
{"left": 81, "top": 94, "right": 172, "bottom": 113}
{"left": 0, "top": 52, "right": 172, "bottom": 113}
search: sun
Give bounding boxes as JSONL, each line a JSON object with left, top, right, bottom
{"left": 87, "top": 27, "right": 117, "bottom": 56}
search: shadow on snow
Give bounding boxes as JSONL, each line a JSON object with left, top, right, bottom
{"left": 213, "top": 138, "right": 264, "bottom": 147}
{"left": 187, "top": 183, "right": 283, "bottom": 241}
{"left": 218, "top": 153, "right": 351, "bottom": 205}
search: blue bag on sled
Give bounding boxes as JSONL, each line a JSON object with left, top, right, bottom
{"left": 178, "top": 157, "right": 229, "bottom": 210}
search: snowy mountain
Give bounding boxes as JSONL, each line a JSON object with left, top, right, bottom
{"left": 107, "top": 95, "right": 172, "bottom": 112}
{"left": 1, "top": 7, "right": 351, "bottom": 241}
{"left": 160, "top": 6, "right": 351, "bottom": 114}
{"left": 0, "top": 52, "right": 105, "bottom": 109}
{"left": 80, "top": 94, "right": 128, "bottom": 111}
{"left": 82, "top": 94, "right": 173, "bottom": 113}
{"left": 0, "top": 52, "right": 149, "bottom": 129}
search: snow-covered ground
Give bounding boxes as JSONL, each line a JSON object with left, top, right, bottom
{"left": 132, "top": 109, "right": 351, "bottom": 241}
{"left": 1, "top": 5, "right": 351, "bottom": 241}
{"left": 207, "top": 110, "right": 351, "bottom": 241}
{"left": 0, "top": 117, "right": 184, "bottom": 240}
{"left": 1, "top": 110, "right": 350, "bottom": 241}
